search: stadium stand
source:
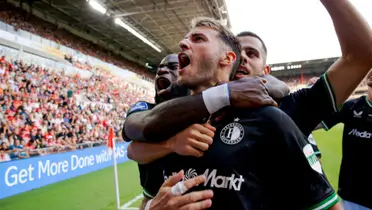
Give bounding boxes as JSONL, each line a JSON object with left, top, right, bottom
{"left": 0, "top": 54, "right": 153, "bottom": 162}
{"left": 0, "top": 2, "right": 155, "bottom": 162}
{"left": 0, "top": 1, "right": 367, "bottom": 164}
{"left": 0, "top": 2, "right": 154, "bottom": 80}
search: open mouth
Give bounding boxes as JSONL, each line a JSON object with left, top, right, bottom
{"left": 236, "top": 66, "right": 250, "bottom": 75}
{"left": 156, "top": 77, "right": 171, "bottom": 91}
{"left": 178, "top": 53, "right": 191, "bottom": 69}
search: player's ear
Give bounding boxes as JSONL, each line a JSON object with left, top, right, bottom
{"left": 220, "top": 51, "right": 236, "bottom": 66}
{"left": 264, "top": 65, "right": 271, "bottom": 75}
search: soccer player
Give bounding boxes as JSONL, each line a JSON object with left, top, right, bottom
{"left": 125, "top": 0, "right": 372, "bottom": 168}
{"left": 136, "top": 16, "right": 342, "bottom": 210}
{"left": 124, "top": 0, "right": 372, "bottom": 145}
{"left": 128, "top": 56, "right": 288, "bottom": 208}
{"left": 125, "top": 54, "right": 215, "bottom": 209}
{"left": 319, "top": 70, "right": 372, "bottom": 209}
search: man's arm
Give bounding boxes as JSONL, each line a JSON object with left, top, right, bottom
{"left": 322, "top": 0, "right": 372, "bottom": 107}
{"left": 128, "top": 123, "right": 215, "bottom": 164}
{"left": 140, "top": 197, "right": 151, "bottom": 210}
{"left": 124, "top": 77, "right": 274, "bottom": 142}
{"left": 260, "top": 107, "right": 341, "bottom": 209}
{"left": 128, "top": 141, "right": 171, "bottom": 165}
{"left": 124, "top": 95, "right": 209, "bottom": 142}
{"left": 263, "top": 74, "right": 290, "bottom": 99}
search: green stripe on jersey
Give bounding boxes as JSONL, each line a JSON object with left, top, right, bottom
{"left": 321, "top": 121, "right": 330, "bottom": 131}
{"left": 321, "top": 73, "right": 338, "bottom": 112}
{"left": 310, "top": 192, "right": 340, "bottom": 210}
{"left": 143, "top": 188, "right": 155, "bottom": 199}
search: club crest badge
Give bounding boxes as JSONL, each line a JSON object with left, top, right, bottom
{"left": 220, "top": 118, "right": 244, "bottom": 145}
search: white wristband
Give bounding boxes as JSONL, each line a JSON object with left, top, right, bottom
{"left": 202, "top": 83, "right": 230, "bottom": 114}
{"left": 144, "top": 199, "right": 153, "bottom": 210}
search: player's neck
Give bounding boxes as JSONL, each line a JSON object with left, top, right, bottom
{"left": 367, "top": 89, "right": 372, "bottom": 102}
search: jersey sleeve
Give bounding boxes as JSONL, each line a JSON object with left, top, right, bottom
{"left": 122, "top": 101, "right": 155, "bottom": 142}
{"left": 321, "top": 100, "right": 354, "bottom": 131}
{"left": 278, "top": 73, "right": 338, "bottom": 137}
{"left": 260, "top": 107, "right": 340, "bottom": 209}
{"left": 137, "top": 160, "right": 164, "bottom": 199}
{"left": 308, "top": 134, "right": 321, "bottom": 158}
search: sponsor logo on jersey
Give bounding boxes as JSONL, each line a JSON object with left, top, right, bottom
{"left": 303, "top": 144, "right": 323, "bottom": 174}
{"left": 164, "top": 168, "right": 245, "bottom": 191}
{"left": 308, "top": 134, "right": 317, "bottom": 145}
{"left": 220, "top": 118, "right": 244, "bottom": 145}
{"left": 348, "top": 128, "right": 372, "bottom": 139}
{"left": 353, "top": 110, "right": 363, "bottom": 118}
{"left": 128, "top": 102, "right": 148, "bottom": 114}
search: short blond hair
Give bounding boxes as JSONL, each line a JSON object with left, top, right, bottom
{"left": 191, "top": 17, "right": 241, "bottom": 77}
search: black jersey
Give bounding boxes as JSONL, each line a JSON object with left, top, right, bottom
{"left": 123, "top": 101, "right": 163, "bottom": 198}
{"left": 162, "top": 106, "right": 339, "bottom": 210}
{"left": 322, "top": 95, "right": 372, "bottom": 208}
{"left": 277, "top": 73, "right": 338, "bottom": 158}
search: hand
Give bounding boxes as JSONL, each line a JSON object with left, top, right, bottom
{"left": 168, "top": 123, "right": 216, "bottom": 157}
{"left": 150, "top": 170, "right": 213, "bottom": 210}
{"left": 228, "top": 76, "right": 277, "bottom": 108}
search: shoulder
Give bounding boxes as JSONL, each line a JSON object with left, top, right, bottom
{"left": 252, "top": 106, "right": 300, "bottom": 134}
{"left": 339, "top": 97, "right": 361, "bottom": 112}
{"left": 253, "top": 106, "right": 290, "bottom": 122}
{"left": 127, "top": 101, "right": 155, "bottom": 117}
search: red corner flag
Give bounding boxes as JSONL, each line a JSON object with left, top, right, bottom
{"left": 107, "top": 127, "right": 114, "bottom": 149}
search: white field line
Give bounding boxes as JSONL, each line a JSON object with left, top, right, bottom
{"left": 119, "top": 194, "right": 143, "bottom": 210}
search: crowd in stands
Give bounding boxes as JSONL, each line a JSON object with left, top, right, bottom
{"left": 0, "top": 2, "right": 154, "bottom": 80}
{"left": 0, "top": 55, "right": 153, "bottom": 162}
{"left": 0, "top": 2, "right": 368, "bottom": 164}
{"left": 279, "top": 74, "right": 368, "bottom": 96}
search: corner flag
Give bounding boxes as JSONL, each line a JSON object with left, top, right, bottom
{"left": 108, "top": 127, "right": 121, "bottom": 209}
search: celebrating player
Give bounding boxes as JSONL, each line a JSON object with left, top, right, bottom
{"left": 127, "top": 15, "right": 343, "bottom": 209}
{"left": 319, "top": 70, "right": 372, "bottom": 210}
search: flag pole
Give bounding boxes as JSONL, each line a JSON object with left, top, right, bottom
{"left": 113, "top": 138, "right": 121, "bottom": 209}
{"left": 109, "top": 128, "right": 121, "bottom": 209}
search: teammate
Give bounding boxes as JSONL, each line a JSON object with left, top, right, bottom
{"left": 134, "top": 16, "right": 342, "bottom": 210}
{"left": 319, "top": 70, "right": 372, "bottom": 209}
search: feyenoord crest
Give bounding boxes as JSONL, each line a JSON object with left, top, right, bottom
{"left": 303, "top": 144, "right": 323, "bottom": 174}
{"left": 220, "top": 118, "right": 244, "bottom": 145}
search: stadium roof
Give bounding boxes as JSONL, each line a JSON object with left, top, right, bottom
{"left": 10, "top": 0, "right": 231, "bottom": 68}
{"left": 270, "top": 57, "right": 339, "bottom": 77}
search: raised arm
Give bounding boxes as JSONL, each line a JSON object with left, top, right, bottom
{"left": 322, "top": 0, "right": 372, "bottom": 106}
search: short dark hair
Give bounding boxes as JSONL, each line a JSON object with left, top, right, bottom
{"left": 191, "top": 17, "right": 242, "bottom": 79}
{"left": 236, "top": 31, "right": 267, "bottom": 60}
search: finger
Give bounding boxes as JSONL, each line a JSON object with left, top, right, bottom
{"left": 202, "top": 123, "right": 216, "bottom": 133}
{"left": 263, "top": 98, "right": 278, "bottom": 107}
{"left": 177, "top": 190, "right": 213, "bottom": 208}
{"left": 179, "top": 199, "right": 213, "bottom": 210}
{"left": 193, "top": 124, "right": 215, "bottom": 138}
{"left": 183, "top": 175, "right": 207, "bottom": 190}
{"left": 162, "top": 170, "right": 184, "bottom": 187}
{"left": 190, "top": 139, "right": 210, "bottom": 151}
{"left": 192, "top": 131, "right": 213, "bottom": 145}
{"left": 185, "top": 145, "right": 204, "bottom": 157}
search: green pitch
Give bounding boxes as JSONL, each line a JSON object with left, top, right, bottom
{"left": 0, "top": 124, "right": 344, "bottom": 210}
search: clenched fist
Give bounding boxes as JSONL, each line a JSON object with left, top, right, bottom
{"left": 169, "top": 123, "right": 216, "bottom": 157}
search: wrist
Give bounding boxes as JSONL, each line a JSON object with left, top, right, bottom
{"left": 144, "top": 199, "right": 153, "bottom": 210}
{"left": 164, "top": 138, "right": 175, "bottom": 154}
{"left": 202, "top": 83, "right": 230, "bottom": 114}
